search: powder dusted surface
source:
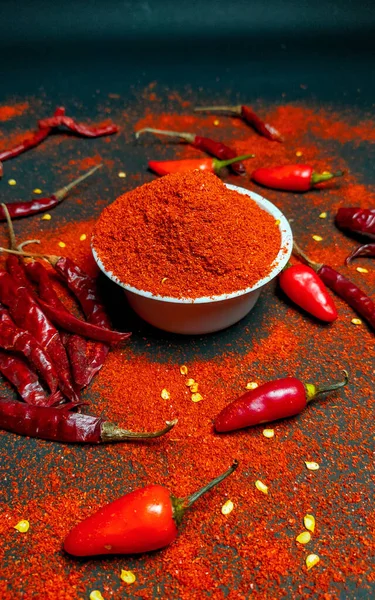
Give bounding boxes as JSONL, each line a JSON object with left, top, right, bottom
{"left": 93, "top": 170, "right": 281, "bottom": 298}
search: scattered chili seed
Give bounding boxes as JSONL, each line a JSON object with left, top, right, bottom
{"left": 186, "top": 378, "right": 195, "bottom": 386}
{"left": 191, "top": 392, "right": 203, "bottom": 403}
{"left": 305, "top": 461, "right": 320, "bottom": 471}
{"left": 58, "top": 241, "right": 66, "bottom": 248}
{"left": 296, "top": 151, "right": 303, "bottom": 157}
{"left": 221, "top": 500, "right": 234, "bottom": 515}
{"left": 190, "top": 382, "right": 199, "bottom": 393}
{"left": 263, "top": 428, "right": 275, "bottom": 438}
{"left": 356, "top": 267, "right": 368, "bottom": 274}
{"left": 33, "top": 188, "right": 42, "bottom": 194}
{"left": 312, "top": 235, "right": 323, "bottom": 242}
{"left": 79, "top": 234, "right": 87, "bottom": 241}
{"left": 296, "top": 531, "right": 312, "bottom": 544}
{"left": 41, "top": 214, "right": 52, "bottom": 221}
{"left": 304, "top": 514, "right": 316, "bottom": 533}
{"left": 14, "top": 519, "right": 29, "bottom": 532}
{"left": 180, "top": 365, "right": 188, "bottom": 375}
{"left": 213, "top": 120, "right": 220, "bottom": 126}
{"left": 161, "top": 277, "right": 168, "bottom": 284}
{"left": 245, "top": 381, "right": 258, "bottom": 390}
{"left": 8, "top": 179, "right": 16, "bottom": 186}
{"left": 161, "top": 388, "right": 170, "bottom": 400}
{"left": 306, "top": 554, "right": 320, "bottom": 570}
{"left": 118, "top": 171, "right": 127, "bottom": 178}
{"left": 351, "top": 318, "right": 362, "bottom": 325}
{"left": 319, "top": 212, "right": 327, "bottom": 219}
{"left": 255, "top": 480, "right": 268, "bottom": 494}
{"left": 274, "top": 219, "right": 280, "bottom": 226}
{"left": 120, "top": 570, "right": 136, "bottom": 584}
{"left": 90, "top": 592, "right": 105, "bottom": 600}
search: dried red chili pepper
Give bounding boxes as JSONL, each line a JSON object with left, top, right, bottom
{"left": 64, "top": 460, "right": 238, "bottom": 556}
{"left": 293, "top": 242, "right": 375, "bottom": 329}
{"left": 0, "top": 398, "right": 177, "bottom": 444}
{"left": 0, "top": 161, "right": 3, "bottom": 178}
{"left": 336, "top": 207, "right": 375, "bottom": 238}
{"left": 135, "top": 128, "right": 247, "bottom": 175}
{"left": 0, "top": 304, "right": 59, "bottom": 394}
{"left": 38, "top": 113, "right": 118, "bottom": 138}
{"left": 0, "top": 351, "right": 53, "bottom": 406}
{"left": 345, "top": 243, "right": 375, "bottom": 264}
{"left": 148, "top": 154, "right": 254, "bottom": 176}
{"left": 215, "top": 371, "right": 348, "bottom": 432}
{"left": 195, "top": 104, "right": 284, "bottom": 142}
{"left": 0, "top": 165, "right": 101, "bottom": 221}
{"left": 25, "top": 261, "right": 89, "bottom": 389}
{"left": 251, "top": 164, "right": 344, "bottom": 192}
{"left": 279, "top": 263, "right": 337, "bottom": 322}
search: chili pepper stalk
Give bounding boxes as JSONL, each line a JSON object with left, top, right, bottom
{"left": 214, "top": 371, "right": 348, "bottom": 432}
{"left": 64, "top": 460, "right": 238, "bottom": 555}
{"left": 148, "top": 154, "right": 254, "bottom": 176}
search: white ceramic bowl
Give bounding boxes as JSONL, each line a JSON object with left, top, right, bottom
{"left": 92, "top": 184, "right": 293, "bottom": 335}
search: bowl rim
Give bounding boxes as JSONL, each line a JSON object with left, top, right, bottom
{"left": 91, "top": 183, "right": 293, "bottom": 305}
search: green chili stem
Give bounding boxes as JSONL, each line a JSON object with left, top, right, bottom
{"left": 214, "top": 154, "right": 255, "bottom": 172}
{"left": 135, "top": 128, "right": 195, "bottom": 143}
{"left": 185, "top": 460, "right": 239, "bottom": 508}
{"left": 311, "top": 170, "right": 344, "bottom": 186}
{"left": 305, "top": 370, "right": 349, "bottom": 403}
{"left": 194, "top": 105, "right": 242, "bottom": 115}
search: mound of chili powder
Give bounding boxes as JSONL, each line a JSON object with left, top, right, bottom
{"left": 93, "top": 170, "right": 281, "bottom": 298}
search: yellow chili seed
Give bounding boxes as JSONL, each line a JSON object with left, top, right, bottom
{"left": 306, "top": 553, "right": 320, "bottom": 570}
{"left": 296, "top": 151, "right": 303, "bottom": 157}
{"left": 255, "top": 480, "right": 268, "bottom": 494}
{"left": 58, "top": 241, "right": 66, "bottom": 248}
{"left": 213, "top": 119, "right": 220, "bottom": 126}
{"left": 41, "top": 213, "right": 52, "bottom": 221}
{"left": 312, "top": 235, "right": 323, "bottom": 242}
{"left": 263, "top": 429, "right": 275, "bottom": 438}
{"left": 79, "top": 234, "right": 87, "bottom": 241}
{"left": 161, "top": 277, "right": 168, "bottom": 284}
{"left": 319, "top": 212, "right": 327, "bottom": 219}
{"left": 120, "top": 570, "right": 136, "bottom": 584}
{"left": 33, "top": 188, "right": 42, "bottom": 194}
{"left": 274, "top": 219, "right": 280, "bottom": 226}
{"left": 296, "top": 531, "right": 311, "bottom": 544}
{"left": 191, "top": 393, "right": 203, "bottom": 403}
{"left": 304, "top": 514, "right": 315, "bottom": 533}
{"left": 14, "top": 519, "right": 29, "bottom": 532}
{"left": 180, "top": 365, "right": 188, "bottom": 375}
{"left": 246, "top": 382, "right": 258, "bottom": 390}
{"left": 186, "top": 378, "right": 195, "bottom": 387}
{"left": 161, "top": 389, "right": 170, "bottom": 400}
{"left": 118, "top": 171, "right": 127, "bottom": 178}
{"left": 90, "top": 592, "right": 105, "bottom": 600}
{"left": 351, "top": 318, "right": 362, "bottom": 325}
{"left": 190, "top": 382, "right": 199, "bottom": 393}
{"left": 356, "top": 267, "right": 368, "bottom": 273}
{"left": 8, "top": 179, "right": 16, "bottom": 186}
{"left": 221, "top": 500, "right": 234, "bottom": 515}
{"left": 305, "top": 461, "right": 320, "bottom": 471}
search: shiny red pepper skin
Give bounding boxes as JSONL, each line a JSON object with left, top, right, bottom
{"left": 215, "top": 378, "right": 307, "bottom": 432}
{"left": 252, "top": 165, "right": 313, "bottom": 192}
{"left": 64, "top": 485, "right": 177, "bottom": 556}
{"left": 279, "top": 264, "right": 337, "bottom": 322}
{"left": 336, "top": 207, "right": 375, "bottom": 238}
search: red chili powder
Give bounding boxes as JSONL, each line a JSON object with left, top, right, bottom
{"left": 93, "top": 170, "right": 282, "bottom": 298}
{"left": 0, "top": 102, "right": 29, "bottom": 122}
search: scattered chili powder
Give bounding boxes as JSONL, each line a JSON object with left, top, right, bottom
{"left": 0, "top": 93, "right": 374, "bottom": 599}
{"left": 0, "top": 103, "right": 29, "bottom": 122}
{"left": 93, "top": 170, "right": 281, "bottom": 298}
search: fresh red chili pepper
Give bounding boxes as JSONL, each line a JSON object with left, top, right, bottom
{"left": 0, "top": 350, "right": 54, "bottom": 406}
{"left": 38, "top": 114, "right": 118, "bottom": 138}
{"left": 64, "top": 460, "right": 238, "bottom": 556}
{"left": 51, "top": 257, "right": 111, "bottom": 387}
{"left": 293, "top": 242, "right": 375, "bottom": 329}
{"left": 135, "top": 128, "right": 247, "bottom": 175}
{"left": 336, "top": 207, "right": 375, "bottom": 238}
{"left": 148, "top": 154, "right": 254, "bottom": 176}
{"left": 25, "top": 261, "right": 89, "bottom": 389}
{"left": 279, "top": 263, "right": 337, "bottom": 322}
{"left": 0, "top": 397, "right": 177, "bottom": 443}
{"left": 251, "top": 164, "right": 344, "bottom": 192}
{"left": 0, "top": 165, "right": 101, "bottom": 221}
{"left": 345, "top": 243, "right": 375, "bottom": 264}
{"left": 215, "top": 371, "right": 348, "bottom": 432}
{"left": 194, "top": 104, "right": 284, "bottom": 142}
{"left": 0, "top": 304, "right": 59, "bottom": 395}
